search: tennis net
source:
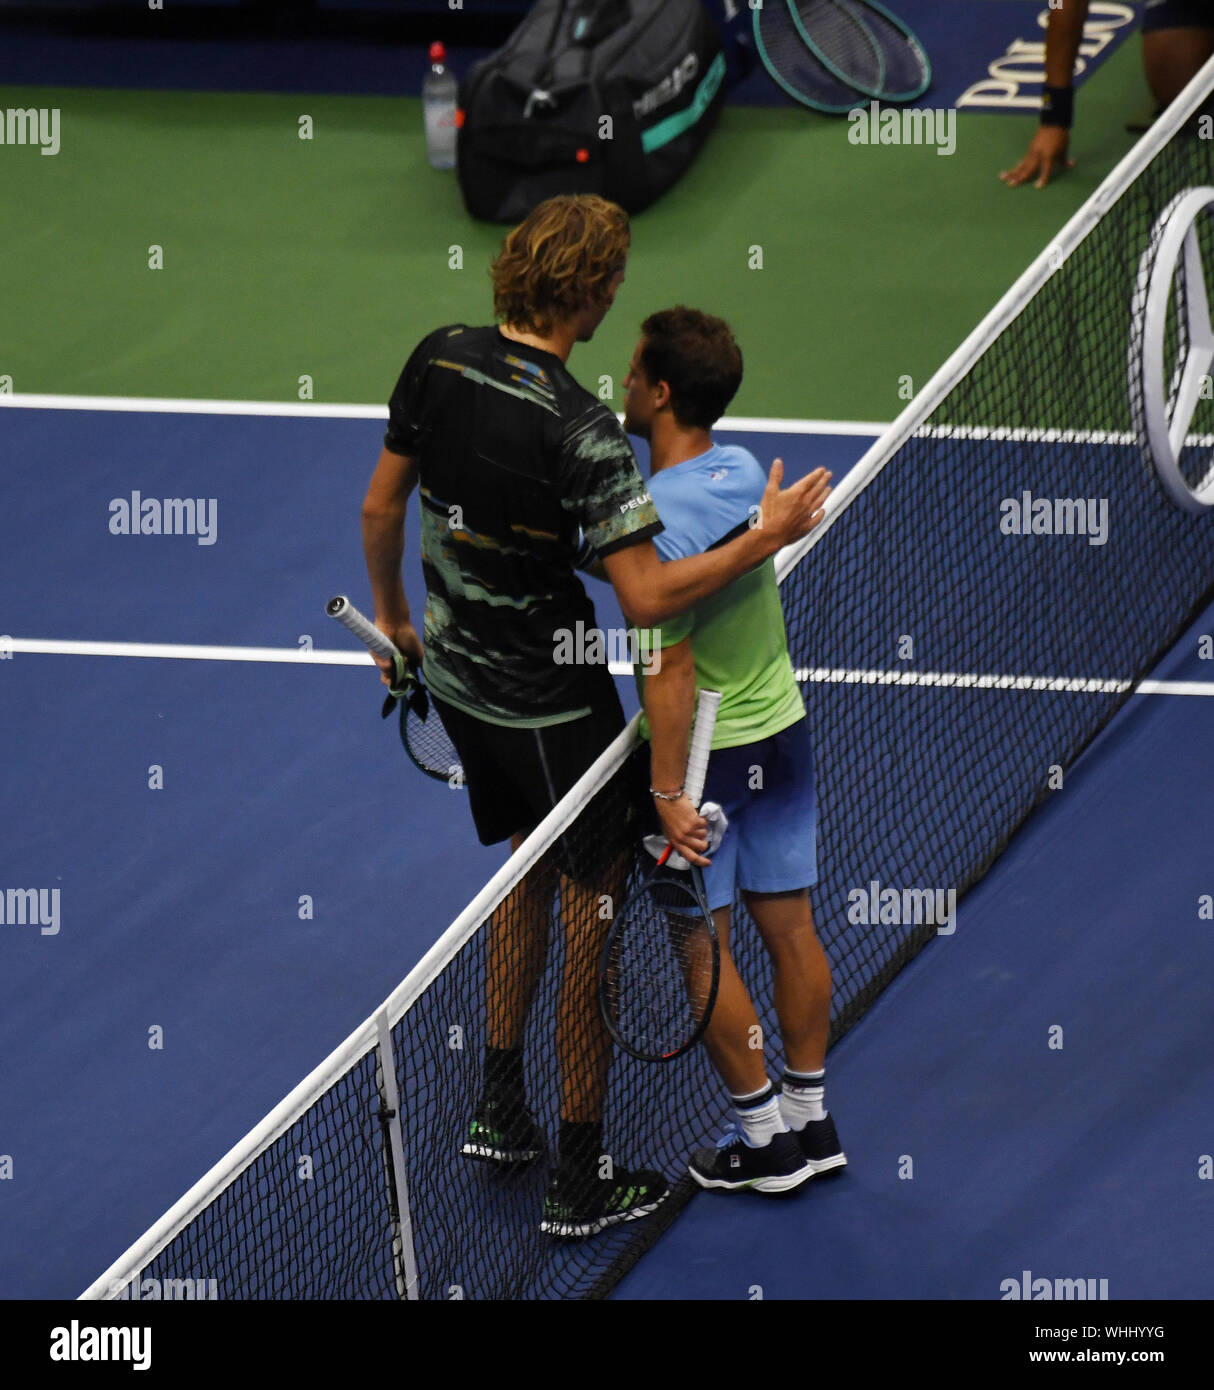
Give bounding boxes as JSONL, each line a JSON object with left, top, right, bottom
{"left": 82, "top": 57, "right": 1214, "bottom": 1300}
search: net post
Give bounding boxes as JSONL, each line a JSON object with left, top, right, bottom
{"left": 373, "top": 1008, "right": 420, "bottom": 1301}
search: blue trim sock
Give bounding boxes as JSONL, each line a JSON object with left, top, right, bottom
{"left": 780, "top": 1067, "right": 826, "bottom": 1131}
{"left": 730, "top": 1082, "right": 786, "bottom": 1147}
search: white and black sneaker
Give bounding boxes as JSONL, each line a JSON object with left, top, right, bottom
{"left": 791, "top": 1113, "right": 847, "bottom": 1176}
{"left": 689, "top": 1125, "right": 814, "bottom": 1194}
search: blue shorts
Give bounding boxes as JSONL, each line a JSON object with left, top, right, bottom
{"left": 1142, "top": 0, "right": 1214, "bottom": 33}
{"left": 698, "top": 717, "right": 819, "bottom": 911}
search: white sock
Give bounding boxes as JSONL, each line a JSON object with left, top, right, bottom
{"left": 780, "top": 1067, "right": 826, "bottom": 1131}
{"left": 730, "top": 1083, "right": 786, "bottom": 1148}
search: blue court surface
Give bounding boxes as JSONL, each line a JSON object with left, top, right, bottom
{"left": 1, "top": 400, "right": 1211, "bottom": 1301}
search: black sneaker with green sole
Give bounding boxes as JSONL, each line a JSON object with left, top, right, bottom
{"left": 539, "top": 1164, "right": 669, "bottom": 1238}
{"left": 460, "top": 1101, "right": 545, "bottom": 1166}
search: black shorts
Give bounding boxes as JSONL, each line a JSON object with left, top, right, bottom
{"left": 432, "top": 688, "right": 639, "bottom": 884}
{"left": 1142, "top": 0, "right": 1214, "bottom": 33}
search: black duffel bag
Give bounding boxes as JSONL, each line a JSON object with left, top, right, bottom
{"left": 456, "top": 0, "right": 727, "bottom": 221}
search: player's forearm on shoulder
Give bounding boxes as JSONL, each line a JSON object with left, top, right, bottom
{"left": 605, "top": 528, "right": 769, "bottom": 627}
{"left": 1046, "top": 0, "right": 1088, "bottom": 87}
{"left": 644, "top": 643, "right": 696, "bottom": 794}
{"left": 652, "top": 530, "right": 768, "bottom": 622}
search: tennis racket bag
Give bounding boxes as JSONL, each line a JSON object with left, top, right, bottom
{"left": 456, "top": 0, "right": 728, "bottom": 221}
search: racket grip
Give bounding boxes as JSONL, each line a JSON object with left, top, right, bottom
{"left": 326, "top": 595, "right": 401, "bottom": 664}
{"left": 683, "top": 689, "right": 722, "bottom": 810}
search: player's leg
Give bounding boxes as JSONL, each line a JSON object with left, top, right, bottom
{"left": 685, "top": 742, "right": 814, "bottom": 1194}
{"left": 486, "top": 830, "right": 552, "bottom": 1055}
{"left": 536, "top": 720, "right": 670, "bottom": 1235}
{"left": 744, "top": 888, "right": 845, "bottom": 1175}
{"left": 1142, "top": 19, "right": 1214, "bottom": 110}
{"left": 744, "top": 888, "right": 829, "bottom": 1075}
{"left": 699, "top": 905, "right": 767, "bottom": 1095}
{"left": 437, "top": 695, "right": 554, "bottom": 1166}
{"left": 690, "top": 905, "right": 812, "bottom": 1193}
{"left": 555, "top": 849, "right": 621, "bottom": 1132}
{"left": 466, "top": 827, "right": 554, "bottom": 1153}
{"left": 735, "top": 719, "right": 846, "bottom": 1176}
{"left": 543, "top": 851, "right": 664, "bottom": 1233}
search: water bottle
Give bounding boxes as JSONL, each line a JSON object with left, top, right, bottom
{"left": 423, "top": 41, "right": 458, "bottom": 171}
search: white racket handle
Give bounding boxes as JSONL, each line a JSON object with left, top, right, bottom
{"left": 683, "top": 689, "right": 721, "bottom": 810}
{"left": 326, "top": 595, "right": 401, "bottom": 664}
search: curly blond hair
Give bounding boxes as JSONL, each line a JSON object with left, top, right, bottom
{"left": 491, "top": 195, "right": 630, "bottom": 335}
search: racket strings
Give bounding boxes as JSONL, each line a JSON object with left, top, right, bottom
{"left": 754, "top": 0, "right": 867, "bottom": 113}
{"left": 402, "top": 699, "right": 463, "bottom": 782}
{"left": 791, "top": 0, "right": 883, "bottom": 91}
{"left": 756, "top": 0, "right": 930, "bottom": 109}
{"left": 603, "top": 869, "right": 717, "bottom": 1060}
{"left": 840, "top": 0, "right": 929, "bottom": 100}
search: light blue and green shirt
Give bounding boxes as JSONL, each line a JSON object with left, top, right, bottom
{"left": 636, "top": 443, "right": 804, "bottom": 749}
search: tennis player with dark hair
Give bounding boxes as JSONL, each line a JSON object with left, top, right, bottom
{"left": 1001, "top": 0, "right": 1214, "bottom": 189}
{"left": 624, "top": 306, "right": 846, "bottom": 1193}
{"left": 361, "top": 196, "right": 832, "bottom": 1236}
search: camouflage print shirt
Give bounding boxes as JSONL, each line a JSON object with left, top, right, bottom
{"left": 384, "top": 325, "right": 663, "bottom": 726}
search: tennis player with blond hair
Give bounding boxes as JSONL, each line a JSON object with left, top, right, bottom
{"left": 361, "top": 193, "right": 832, "bottom": 1236}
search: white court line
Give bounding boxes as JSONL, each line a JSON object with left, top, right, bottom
{"left": 1137, "top": 678, "right": 1214, "bottom": 697}
{"left": 5, "top": 637, "right": 1213, "bottom": 694}
{"left": 14, "top": 392, "right": 1212, "bottom": 446}
{"left": 717, "top": 417, "right": 886, "bottom": 436}
{"left": 0, "top": 390, "right": 885, "bottom": 436}
{"left": 5, "top": 638, "right": 373, "bottom": 666}
{"left": 0, "top": 393, "right": 387, "bottom": 419}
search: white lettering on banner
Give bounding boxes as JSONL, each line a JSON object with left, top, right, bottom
{"left": 956, "top": 4, "right": 1135, "bottom": 111}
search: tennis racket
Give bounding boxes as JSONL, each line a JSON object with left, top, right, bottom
{"left": 754, "top": 0, "right": 868, "bottom": 114}
{"left": 326, "top": 595, "right": 463, "bottom": 785}
{"left": 831, "top": 0, "right": 930, "bottom": 104}
{"left": 599, "top": 689, "right": 723, "bottom": 1063}
{"left": 784, "top": 0, "right": 884, "bottom": 101}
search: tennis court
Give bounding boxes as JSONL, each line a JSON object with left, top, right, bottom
{"left": 0, "top": 402, "right": 858, "bottom": 1298}
{"left": 2, "top": 0, "right": 1214, "bottom": 1312}
{"left": 5, "top": 403, "right": 1212, "bottom": 1300}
